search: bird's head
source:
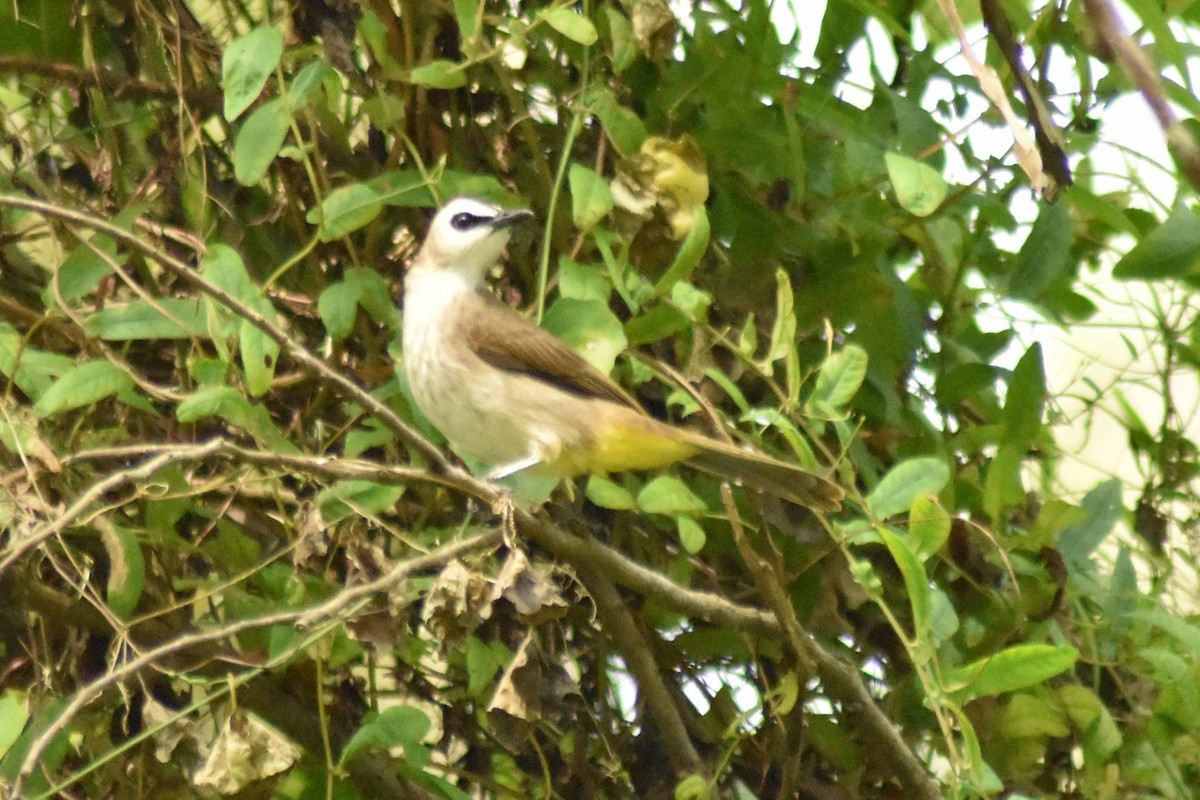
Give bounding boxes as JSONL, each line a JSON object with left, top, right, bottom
{"left": 415, "top": 196, "right": 533, "bottom": 283}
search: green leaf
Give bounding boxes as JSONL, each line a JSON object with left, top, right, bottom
{"left": 286, "top": 59, "right": 337, "bottom": 107}
{"left": 808, "top": 344, "right": 868, "bottom": 412}
{"left": 0, "top": 697, "right": 73, "bottom": 797}
{"left": 542, "top": 298, "right": 627, "bottom": 374}
{"left": 318, "top": 479, "right": 405, "bottom": 520}
{"left": 200, "top": 245, "right": 253, "bottom": 356}
{"left": 585, "top": 475, "right": 635, "bottom": 509}
{"left": 670, "top": 281, "right": 710, "bottom": 320}
{"left": 34, "top": 360, "right": 132, "bottom": 417}
{"left": 928, "top": 586, "right": 959, "bottom": 643}
{"left": 676, "top": 515, "right": 706, "bottom": 554}
{"left": 1054, "top": 685, "right": 1123, "bottom": 760}
{"left": 540, "top": 7, "right": 599, "bottom": 45}
{"left": 625, "top": 302, "right": 688, "bottom": 345}
{"left": 1002, "top": 343, "right": 1045, "bottom": 447}
{"left": 0, "top": 693, "right": 29, "bottom": 762}
{"left": 52, "top": 235, "right": 120, "bottom": 305}
{"left": 568, "top": 163, "right": 613, "bottom": 232}
{"left": 466, "top": 636, "right": 502, "bottom": 698}
{"left": 653, "top": 206, "right": 710, "bottom": 296}
{"left": 350, "top": 268, "right": 400, "bottom": 325}
{"left": 83, "top": 298, "right": 207, "bottom": 340}
{"left": 309, "top": 183, "right": 385, "bottom": 241}
{"left": 358, "top": 8, "right": 404, "bottom": 78}
{"left": 879, "top": 526, "right": 930, "bottom": 637}
{"left": 908, "top": 495, "right": 950, "bottom": 560}
{"left": 453, "top": 0, "right": 481, "bottom": 43}
{"left": 763, "top": 268, "right": 797, "bottom": 364}
{"left": 1057, "top": 478, "right": 1123, "bottom": 567}
{"left": 0, "top": 325, "right": 74, "bottom": 400}
{"left": 998, "top": 693, "right": 1070, "bottom": 739}
{"left": 410, "top": 59, "right": 467, "bottom": 89}
{"left": 319, "top": 279, "right": 364, "bottom": 340}
{"left": 45, "top": 204, "right": 143, "bottom": 307}
{"left": 866, "top": 457, "right": 949, "bottom": 519}
{"left": 222, "top": 26, "right": 284, "bottom": 121}
{"left": 1112, "top": 203, "right": 1200, "bottom": 280}
{"left": 234, "top": 98, "right": 291, "bottom": 185}
{"left": 674, "top": 774, "right": 710, "bottom": 800}
{"left": 240, "top": 295, "right": 280, "bottom": 397}
{"left": 603, "top": 7, "right": 637, "bottom": 72}
{"left": 583, "top": 87, "right": 647, "bottom": 155}
{"left": 438, "top": 170, "right": 515, "bottom": 203}
{"left": 983, "top": 443, "right": 1025, "bottom": 519}
{"left": 703, "top": 368, "right": 749, "bottom": 414}
{"left": 101, "top": 526, "right": 145, "bottom": 619}
{"left": 945, "top": 644, "right": 1078, "bottom": 704}
{"left": 176, "top": 386, "right": 297, "bottom": 454}
{"left": 340, "top": 706, "right": 431, "bottom": 766}
{"left": 558, "top": 257, "right": 612, "bottom": 302}
{"left": 266, "top": 624, "right": 301, "bottom": 661}
{"left": 369, "top": 170, "right": 434, "bottom": 206}
{"left": 885, "top": 151, "right": 946, "bottom": 217}
{"left": 1010, "top": 200, "right": 1072, "bottom": 300}
{"left": 637, "top": 475, "right": 707, "bottom": 515}
{"left": 807, "top": 714, "right": 863, "bottom": 771}
{"left": 201, "top": 243, "right": 253, "bottom": 299}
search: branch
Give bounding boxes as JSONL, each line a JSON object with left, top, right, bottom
{"left": 1081, "top": 0, "right": 1200, "bottom": 193}
{"left": 0, "top": 195, "right": 454, "bottom": 474}
{"left": 721, "top": 487, "right": 941, "bottom": 800}
{"left": 0, "top": 56, "right": 221, "bottom": 115}
{"left": 572, "top": 557, "right": 708, "bottom": 781}
{"left": 9, "top": 529, "right": 501, "bottom": 797}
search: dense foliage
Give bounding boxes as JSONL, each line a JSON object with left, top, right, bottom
{"left": 1, "top": 0, "right": 1198, "bottom": 798}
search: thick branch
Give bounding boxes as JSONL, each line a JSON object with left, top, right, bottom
{"left": 1081, "top": 0, "right": 1200, "bottom": 193}
{"left": 572, "top": 558, "right": 708, "bottom": 781}
{"left": 518, "top": 513, "right": 779, "bottom": 635}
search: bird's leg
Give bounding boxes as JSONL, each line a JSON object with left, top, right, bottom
{"left": 484, "top": 454, "right": 543, "bottom": 481}
{"left": 491, "top": 489, "right": 518, "bottom": 549}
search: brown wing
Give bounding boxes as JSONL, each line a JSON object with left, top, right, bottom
{"left": 465, "top": 291, "right": 642, "bottom": 411}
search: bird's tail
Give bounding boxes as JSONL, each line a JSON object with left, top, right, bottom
{"left": 683, "top": 435, "right": 843, "bottom": 511}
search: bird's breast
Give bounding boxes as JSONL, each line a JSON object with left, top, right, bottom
{"left": 402, "top": 272, "right": 587, "bottom": 469}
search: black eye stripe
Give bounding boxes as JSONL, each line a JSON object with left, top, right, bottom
{"left": 450, "top": 211, "right": 491, "bottom": 231}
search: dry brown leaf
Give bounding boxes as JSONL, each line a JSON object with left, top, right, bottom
{"left": 422, "top": 559, "right": 492, "bottom": 642}
{"left": 490, "top": 548, "right": 569, "bottom": 622}
{"left": 192, "top": 711, "right": 299, "bottom": 794}
{"left": 631, "top": 0, "right": 676, "bottom": 62}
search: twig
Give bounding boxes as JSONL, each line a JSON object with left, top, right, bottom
{"left": 979, "top": 0, "right": 1072, "bottom": 192}
{"left": 0, "top": 441, "right": 223, "bottom": 575}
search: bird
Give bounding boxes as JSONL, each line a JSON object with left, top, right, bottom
{"left": 401, "top": 196, "right": 842, "bottom": 511}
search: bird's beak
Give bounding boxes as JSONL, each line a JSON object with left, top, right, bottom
{"left": 490, "top": 208, "right": 534, "bottom": 230}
